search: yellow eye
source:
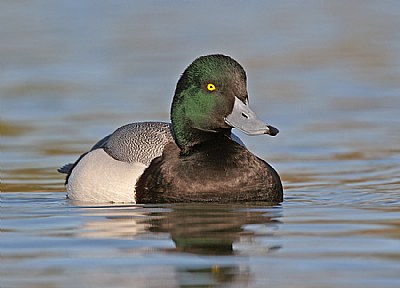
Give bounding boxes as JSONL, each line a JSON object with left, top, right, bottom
{"left": 207, "top": 83, "right": 216, "bottom": 91}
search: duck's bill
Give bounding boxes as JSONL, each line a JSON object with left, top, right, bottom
{"left": 224, "top": 97, "right": 279, "bottom": 136}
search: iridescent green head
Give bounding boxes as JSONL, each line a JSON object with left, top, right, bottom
{"left": 171, "top": 54, "right": 278, "bottom": 152}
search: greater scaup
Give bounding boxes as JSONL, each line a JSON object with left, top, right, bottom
{"left": 59, "top": 54, "right": 283, "bottom": 203}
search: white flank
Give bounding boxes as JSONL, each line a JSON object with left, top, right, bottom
{"left": 67, "top": 149, "right": 147, "bottom": 203}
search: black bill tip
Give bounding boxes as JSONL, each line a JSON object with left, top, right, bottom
{"left": 266, "top": 125, "right": 279, "bottom": 136}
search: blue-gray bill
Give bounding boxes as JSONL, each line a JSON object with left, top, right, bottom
{"left": 224, "top": 97, "right": 279, "bottom": 136}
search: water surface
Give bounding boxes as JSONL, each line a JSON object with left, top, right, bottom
{"left": 1, "top": 1, "right": 400, "bottom": 287}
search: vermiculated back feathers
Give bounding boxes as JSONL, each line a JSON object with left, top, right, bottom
{"left": 104, "top": 122, "right": 174, "bottom": 165}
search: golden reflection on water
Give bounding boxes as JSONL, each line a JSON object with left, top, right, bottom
{"left": 0, "top": 120, "right": 32, "bottom": 137}
{"left": 1, "top": 167, "right": 63, "bottom": 192}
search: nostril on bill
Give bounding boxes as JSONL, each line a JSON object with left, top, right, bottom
{"left": 241, "top": 112, "right": 249, "bottom": 119}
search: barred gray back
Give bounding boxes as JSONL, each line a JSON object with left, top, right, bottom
{"left": 104, "top": 122, "right": 174, "bottom": 165}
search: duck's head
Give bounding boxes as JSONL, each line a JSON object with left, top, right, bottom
{"left": 171, "top": 54, "right": 279, "bottom": 152}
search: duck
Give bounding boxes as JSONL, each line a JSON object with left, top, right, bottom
{"left": 58, "top": 54, "right": 283, "bottom": 203}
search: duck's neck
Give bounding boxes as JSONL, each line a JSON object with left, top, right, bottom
{"left": 171, "top": 123, "right": 232, "bottom": 155}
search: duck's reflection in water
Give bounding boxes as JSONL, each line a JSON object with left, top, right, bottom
{"left": 148, "top": 204, "right": 281, "bottom": 255}
{"left": 73, "top": 202, "right": 282, "bottom": 287}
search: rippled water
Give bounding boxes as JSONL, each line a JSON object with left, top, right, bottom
{"left": 1, "top": 1, "right": 400, "bottom": 287}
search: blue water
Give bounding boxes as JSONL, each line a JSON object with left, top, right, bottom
{"left": 1, "top": 1, "right": 400, "bottom": 287}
